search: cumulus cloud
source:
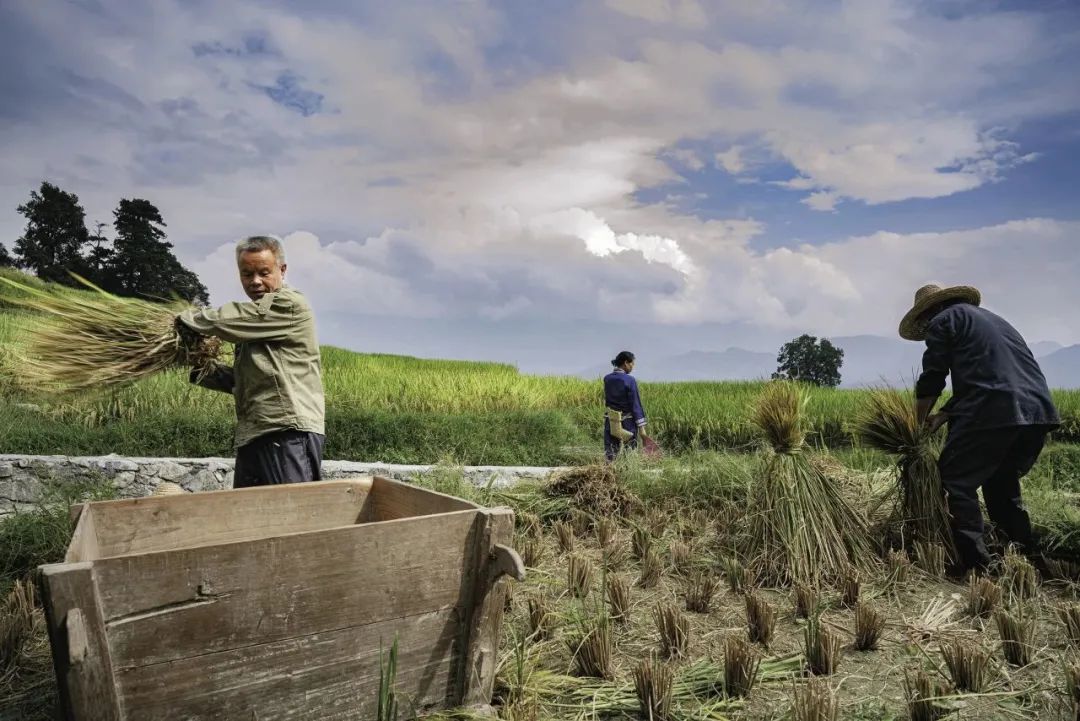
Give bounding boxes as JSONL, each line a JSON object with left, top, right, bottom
{"left": 2, "top": 0, "right": 1078, "bottom": 346}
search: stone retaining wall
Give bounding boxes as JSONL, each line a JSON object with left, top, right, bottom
{"left": 0, "top": 454, "right": 564, "bottom": 517}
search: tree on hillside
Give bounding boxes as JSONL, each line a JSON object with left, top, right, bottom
{"left": 14, "top": 181, "right": 90, "bottom": 285}
{"left": 109, "top": 198, "right": 209, "bottom": 304}
{"left": 83, "top": 221, "right": 115, "bottom": 287}
{"left": 772, "top": 334, "right": 844, "bottom": 388}
{"left": 0, "top": 243, "right": 12, "bottom": 267}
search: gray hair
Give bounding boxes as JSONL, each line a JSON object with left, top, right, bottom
{"left": 235, "top": 235, "right": 286, "bottom": 265}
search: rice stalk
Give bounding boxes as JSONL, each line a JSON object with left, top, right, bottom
{"left": 914, "top": 541, "right": 945, "bottom": 579}
{"left": 606, "top": 576, "right": 631, "bottom": 624}
{"left": 1059, "top": 604, "right": 1080, "bottom": 648}
{"left": 570, "top": 509, "right": 592, "bottom": 537}
{"left": 0, "top": 274, "right": 221, "bottom": 394}
{"left": 527, "top": 596, "right": 555, "bottom": 640}
{"left": 595, "top": 517, "right": 616, "bottom": 548}
{"left": 1065, "top": 660, "right": 1080, "bottom": 721}
{"left": 853, "top": 602, "right": 885, "bottom": 652}
{"left": 521, "top": 538, "right": 543, "bottom": 569}
{"left": 722, "top": 555, "right": 754, "bottom": 595}
{"left": 554, "top": 521, "right": 575, "bottom": 554}
{"left": 602, "top": 542, "right": 629, "bottom": 571}
{"left": 939, "top": 638, "right": 991, "bottom": 693}
{"left": 887, "top": 549, "right": 912, "bottom": 585}
{"left": 0, "top": 580, "right": 37, "bottom": 673}
{"left": 746, "top": 382, "right": 878, "bottom": 586}
{"left": 518, "top": 512, "right": 541, "bottom": 538}
{"left": 804, "top": 614, "right": 842, "bottom": 676}
{"left": 669, "top": 540, "right": 693, "bottom": 575}
{"left": 376, "top": 637, "right": 400, "bottom": 721}
{"left": 567, "top": 554, "right": 593, "bottom": 599}
{"left": 722, "top": 635, "right": 761, "bottom": 698}
{"left": 1001, "top": 547, "right": 1038, "bottom": 602}
{"left": 793, "top": 582, "right": 819, "bottom": 620}
{"left": 684, "top": 571, "right": 720, "bottom": 614}
{"left": 638, "top": 548, "right": 663, "bottom": 589}
{"left": 632, "top": 524, "right": 652, "bottom": 560}
{"left": 745, "top": 591, "right": 776, "bottom": 648}
{"left": 645, "top": 507, "right": 668, "bottom": 537}
{"left": 966, "top": 576, "right": 1001, "bottom": 619}
{"left": 854, "top": 388, "right": 956, "bottom": 564}
{"left": 633, "top": 656, "right": 674, "bottom": 721}
{"left": 994, "top": 608, "right": 1033, "bottom": 667}
{"left": 654, "top": 602, "right": 690, "bottom": 660}
{"left": 840, "top": 567, "right": 860, "bottom": 608}
{"left": 904, "top": 669, "right": 952, "bottom": 721}
{"left": 568, "top": 615, "right": 614, "bottom": 679}
{"left": 792, "top": 677, "right": 840, "bottom": 721}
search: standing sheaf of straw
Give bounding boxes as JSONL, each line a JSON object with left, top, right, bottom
{"left": 854, "top": 387, "right": 957, "bottom": 565}
{"left": 0, "top": 274, "right": 220, "bottom": 394}
{"left": 745, "top": 381, "right": 878, "bottom": 586}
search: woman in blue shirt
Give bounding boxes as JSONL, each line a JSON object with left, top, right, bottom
{"left": 603, "top": 351, "right": 650, "bottom": 460}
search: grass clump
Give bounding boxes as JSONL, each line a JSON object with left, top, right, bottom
{"left": 793, "top": 583, "right": 820, "bottom": 620}
{"left": 966, "top": 576, "right": 1002, "bottom": 619}
{"left": 722, "top": 635, "right": 761, "bottom": 698}
{"left": 939, "top": 638, "right": 991, "bottom": 693}
{"left": 1059, "top": 604, "right": 1080, "bottom": 648}
{"left": 527, "top": 596, "right": 554, "bottom": 640}
{"left": 722, "top": 555, "right": 754, "bottom": 595}
{"left": 804, "top": 614, "right": 842, "bottom": 676}
{"left": 905, "top": 669, "right": 952, "bottom": 721}
{"left": 606, "top": 576, "right": 631, "bottom": 624}
{"left": 792, "top": 677, "right": 839, "bottom": 721}
{"left": 913, "top": 541, "right": 945, "bottom": 579}
{"left": 745, "top": 382, "right": 877, "bottom": 586}
{"left": 1000, "top": 547, "right": 1038, "bottom": 602}
{"left": 637, "top": 549, "right": 663, "bottom": 589}
{"left": 553, "top": 521, "right": 575, "bottom": 554}
{"left": 633, "top": 656, "right": 674, "bottom": 721}
{"left": 567, "top": 554, "right": 593, "bottom": 599}
{"left": 853, "top": 602, "right": 885, "bottom": 651}
{"left": 654, "top": 602, "right": 690, "bottom": 660}
{"left": 994, "top": 608, "right": 1034, "bottom": 667}
{"left": 569, "top": 615, "right": 614, "bottom": 679}
{"left": 745, "top": 591, "right": 776, "bottom": 648}
{"left": 684, "top": 571, "right": 720, "bottom": 614}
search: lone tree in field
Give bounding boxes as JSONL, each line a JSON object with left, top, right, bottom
{"left": 772, "top": 334, "right": 844, "bottom": 388}
{"left": 109, "top": 198, "right": 209, "bottom": 304}
{"left": 13, "top": 181, "right": 91, "bottom": 285}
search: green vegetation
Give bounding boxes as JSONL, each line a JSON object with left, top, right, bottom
{"left": 2, "top": 265, "right": 1080, "bottom": 465}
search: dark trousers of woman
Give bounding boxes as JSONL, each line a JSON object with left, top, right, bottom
{"left": 604, "top": 416, "right": 638, "bottom": 461}
{"left": 938, "top": 424, "right": 1051, "bottom": 572}
{"left": 233, "top": 429, "right": 326, "bottom": 488}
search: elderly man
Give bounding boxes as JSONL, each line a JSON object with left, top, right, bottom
{"left": 177, "top": 236, "right": 326, "bottom": 488}
{"left": 900, "top": 284, "right": 1059, "bottom": 575}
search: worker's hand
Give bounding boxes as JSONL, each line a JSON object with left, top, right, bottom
{"left": 925, "top": 413, "right": 948, "bottom": 433}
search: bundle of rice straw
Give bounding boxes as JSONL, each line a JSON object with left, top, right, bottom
{"left": 0, "top": 274, "right": 220, "bottom": 394}
{"left": 745, "top": 381, "right": 878, "bottom": 586}
{"left": 854, "top": 388, "right": 957, "bottom": 564}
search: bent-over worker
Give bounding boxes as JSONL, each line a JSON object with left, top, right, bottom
{"left": 177, "top": 235, "right": 326, "bottom": 488}
{"left": 603, "top": 351, "right": 651, "bottom": 461}
{"left": 900, "top": 283, "right": 1059, "bottom": 575}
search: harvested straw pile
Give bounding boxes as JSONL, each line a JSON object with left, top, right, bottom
{"left": 545, "top": 464, "right": 640, "bottom": 520}
{"left": 745, "top": 382, "right": 878, "bottom": 585}
{"left": 0, "top": 275, "right": 220, "bottom": 394}
{"left": 854, "top": 388, "right": 956, "bottom": 564}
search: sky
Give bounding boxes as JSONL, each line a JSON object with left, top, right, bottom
{"left": 1, "top": 0, "right": 1079, "bottom": 372}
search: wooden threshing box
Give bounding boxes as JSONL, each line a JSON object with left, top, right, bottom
{"left": 37, "top": 476, "right": 525, "bottom": 720}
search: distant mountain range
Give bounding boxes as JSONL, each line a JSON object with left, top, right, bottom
{"left": 579, "top": 335, "right": 1080, "bottom": 389}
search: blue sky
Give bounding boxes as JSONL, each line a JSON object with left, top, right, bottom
{"left": 1, "top": 0, "right": 1079, "bottom": 366}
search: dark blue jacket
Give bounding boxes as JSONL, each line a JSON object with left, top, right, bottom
{"left": 603, "top": 369, "right": 647, "bottom": 428}
{"left": 915, "top": 303, "right": 1059, "bottom": 434}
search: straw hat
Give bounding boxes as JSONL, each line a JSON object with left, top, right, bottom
{"left": 899, "top": 283, "right": 981, "bottom": 341}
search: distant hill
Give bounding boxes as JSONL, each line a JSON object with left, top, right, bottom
{"left": 1031, "top": 340, "right": 1064, "bottom": 357}
{"left": 1039, "top": 344, "right": 1080, "bottom": 389}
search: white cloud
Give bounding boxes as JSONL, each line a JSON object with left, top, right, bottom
{"left": 1, "top": 0, "right": 1078, "bottom": 345}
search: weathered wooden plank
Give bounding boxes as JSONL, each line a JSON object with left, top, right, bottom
{"left": 371, "top": 476, "right": 479, "bottom": 521}
{"left": 88, "top": 478, "right": 375, "bottom": 558}
{"left": 37, "top": 562, "right": 122, "bottom": 721}
{"left": 64, "top": 504, "right": 100, "bottom": 563}
{"left": 459, "top": 507, "right": 516, "bottom": 707}
{"left": 97, "top": 509, "right": 482, "bottom": 668}
{"left": 116, "top": 607, "right": 461, "bottom": 720}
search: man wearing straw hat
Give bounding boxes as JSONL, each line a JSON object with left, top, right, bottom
{"left": 900, "top": 284, "right": 1059, "bottom": 575}
{"left": 176, "top": 236, "right": 326, "bottom": 488}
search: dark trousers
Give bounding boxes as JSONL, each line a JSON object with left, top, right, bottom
{"left": 233, "top": 430, "right": 325, "bottom": 489}
{"left": 938, "top": 425, "right": 1050, "bottom": 571}
{"left": 604, "top": 416, "right": 638, "bottom": 461}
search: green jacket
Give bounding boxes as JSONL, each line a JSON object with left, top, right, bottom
{"left": 177, "top": 287, "right": 326, "bottom": 449}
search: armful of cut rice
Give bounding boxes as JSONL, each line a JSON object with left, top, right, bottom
{"left": 0, "top": 274, "right": 224, "bottom": 395}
